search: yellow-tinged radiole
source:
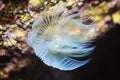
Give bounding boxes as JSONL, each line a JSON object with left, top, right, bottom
{"left": 26, "top": 4, "right": 95, "bottom": 70}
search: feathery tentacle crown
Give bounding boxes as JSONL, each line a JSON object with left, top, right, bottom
{"left": 27, "top": 3, "right": 95, "bottom": 70}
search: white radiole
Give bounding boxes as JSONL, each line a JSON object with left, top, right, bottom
{"left": 27, "top": 4, "right": 95, "bottom": 70}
